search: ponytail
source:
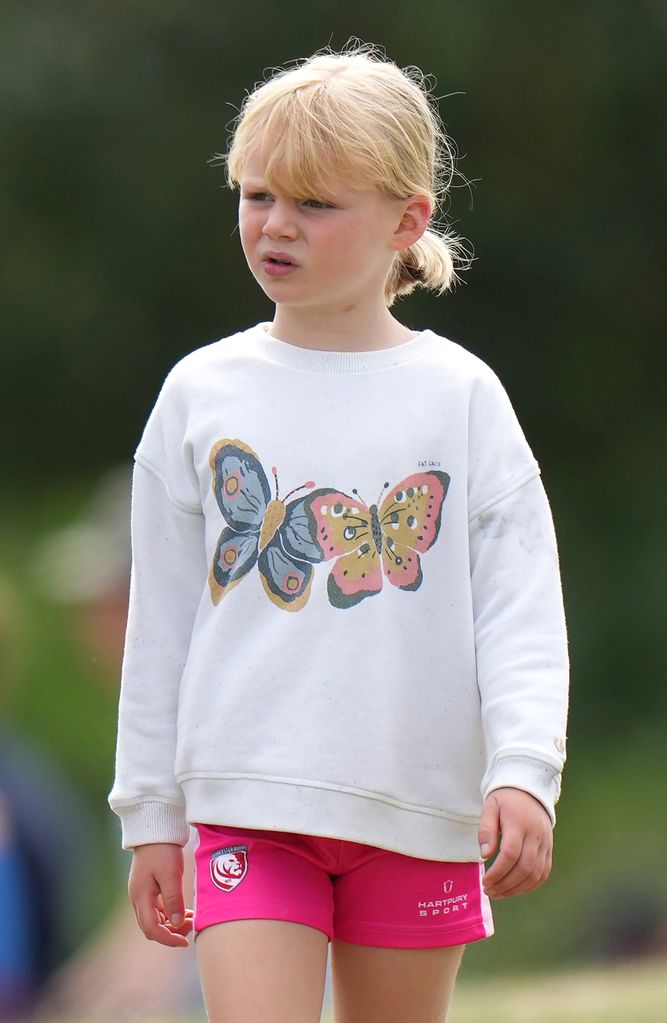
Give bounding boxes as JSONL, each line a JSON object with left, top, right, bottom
{"left": 385, "top": 227, "right": 471, "bottom": 307}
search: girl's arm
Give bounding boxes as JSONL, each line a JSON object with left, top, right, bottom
{"left": 108, "top": 459, "right": 207, "bottom": 849}
{"left": 469, "top": 473, "right": 569, "bottom": 895}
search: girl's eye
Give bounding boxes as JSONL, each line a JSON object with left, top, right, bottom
{"left": 244, "top": 192, "right": 272, "bottom": 202}
{"left": 303, "top": 199, "right": 334, "bottom": 210}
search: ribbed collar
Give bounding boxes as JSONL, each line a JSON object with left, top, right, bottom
{"left": 247, "top": 322, "right": 436, "bottom": 374}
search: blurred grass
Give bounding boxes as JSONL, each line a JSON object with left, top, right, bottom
{"left": 33, "top": 959, "right": 667, "bottom": 1022}
{"left": 450, "top": 959, "right": 667, "bottom": 1023}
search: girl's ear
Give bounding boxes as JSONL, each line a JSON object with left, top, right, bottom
{"left": 392, "top": 195, "right": 432, "bottom": 251}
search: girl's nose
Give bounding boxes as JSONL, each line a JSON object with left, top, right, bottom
{"left": 262, "top": 200, "right": 298, "bottom": 239}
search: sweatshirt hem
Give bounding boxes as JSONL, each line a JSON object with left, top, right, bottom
{"left": 181, "top": 776, "right": 483, "bottom": 862}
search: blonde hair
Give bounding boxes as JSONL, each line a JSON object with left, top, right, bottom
{"left": 221, "top": 43, "right": 471, "bottom": 306}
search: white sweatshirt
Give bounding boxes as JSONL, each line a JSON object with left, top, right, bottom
{"left": 108, "top": 324, "right": 569, "bottom": 860}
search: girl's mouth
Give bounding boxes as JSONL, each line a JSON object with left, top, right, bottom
{"left": 262, "top": 257, "right": 298, "bottom": 277}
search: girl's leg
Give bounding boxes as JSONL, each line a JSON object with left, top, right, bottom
{"left": 330, "top": 940, "right": 464, "bottom": 1023}
{"left": 196, "top": 919, "right": 329, "bottom": 1023}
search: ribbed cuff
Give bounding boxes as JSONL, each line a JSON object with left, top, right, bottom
{"left": 115, "top": 800, "right": 190, "bottom": 849}
{"left": 482, "top": 755, "right": 561, "bottom": 826}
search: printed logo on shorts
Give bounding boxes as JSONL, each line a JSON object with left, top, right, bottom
{"left": 210, "top": 845, "right": 249, "bottom": 892}
{"left": 416, "top": 878, "right": 469, "bottom": 918}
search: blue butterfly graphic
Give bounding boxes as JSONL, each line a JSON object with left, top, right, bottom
{"left": 208, "top": 439, "right": 324, "bottom": 611}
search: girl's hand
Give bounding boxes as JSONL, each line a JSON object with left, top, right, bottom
{"left": 128, "top": 843, "right": 194, "bottom": 947}
{"left": 478, "top": 787, "right": 553, "bottom": 899}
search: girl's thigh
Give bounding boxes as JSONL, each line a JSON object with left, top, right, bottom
{"left": 330, "top": 939, "right": 465, "bottom": 1023}
{"left": 196, "top": 919, "right": 328, "bottom": 1023}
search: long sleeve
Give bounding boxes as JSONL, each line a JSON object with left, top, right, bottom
{"left": 108, "top": 459, "right": 207, "bottom": 848}
{"left": 469, "top": 475, "right": 569, "bottom": 822}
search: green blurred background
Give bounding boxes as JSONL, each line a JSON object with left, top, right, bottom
{"left": 1, "top": 0, "right": 665, "bottom": 1015}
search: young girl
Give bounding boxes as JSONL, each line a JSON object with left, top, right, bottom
{"left": 109, "top": 43, "right": 569, "bottom": 1023}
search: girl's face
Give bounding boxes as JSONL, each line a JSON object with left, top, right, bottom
{"left": 238, "top": 150, "right": 415, "bottom": 319}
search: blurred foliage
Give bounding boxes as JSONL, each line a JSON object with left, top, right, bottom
{"left": 1, "top": 0, "right": 665, "bottom": 976}
{"left": 2, "top": 1, "right": 663, "bottom": 473}
{"left": 0, "top": 483, "right": 122, "bottom": 962}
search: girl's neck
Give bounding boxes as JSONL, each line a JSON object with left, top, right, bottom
{"left": 267, "top": 305, "right": 417, "bottom": 353}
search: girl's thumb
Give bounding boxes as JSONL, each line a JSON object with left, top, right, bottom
{"left": 478, "top": 794, "right": 501, "bottom": 860}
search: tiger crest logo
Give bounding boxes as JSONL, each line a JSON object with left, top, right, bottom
{"left": 210, "top": 845, "right": 249, "bottom": 892}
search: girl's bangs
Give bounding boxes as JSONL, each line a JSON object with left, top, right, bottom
{"left": 239, "top": 100, "right": 379, "bottom": 201}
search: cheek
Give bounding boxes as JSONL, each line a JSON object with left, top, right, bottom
{"left": 314, "top": 219, "right": 369, "bottom": 263}
{"left": 326, "top": 222, "right": 387, "bottom": 274}
{"left": 238, "top": 207, "right": 261, "bottom": 252}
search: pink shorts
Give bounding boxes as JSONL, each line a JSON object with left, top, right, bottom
{"left": 194, "top": 825, "right": 494, "bottom": 949}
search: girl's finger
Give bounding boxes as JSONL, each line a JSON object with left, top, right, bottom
{"left": 483, "top": 834, "right": 525, "bottom": 889}
{"left": 133, "top": 896, "right": 191, "bottom": 947}
{"left": 488, "top": 841, "right": 549, "bottom": 898}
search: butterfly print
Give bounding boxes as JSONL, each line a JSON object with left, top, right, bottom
{"left": 208, "top": 439, "right": 324, "bottom": 611}
{"left": 307, "top": 472, "right": 450, "bottom": 608}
